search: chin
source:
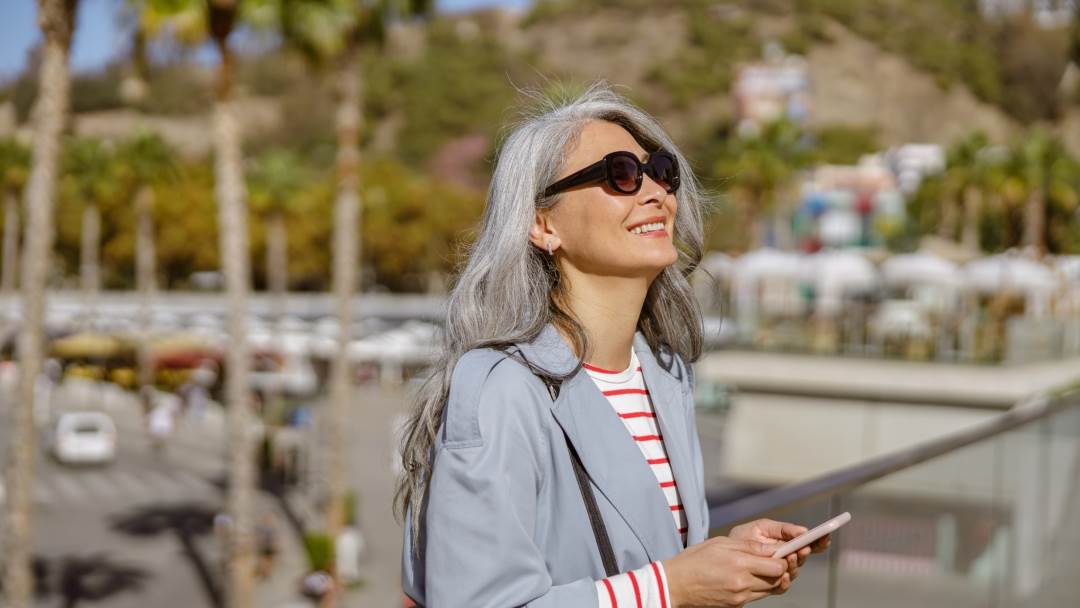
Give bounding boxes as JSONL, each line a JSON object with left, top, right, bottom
{"left": 631, "top": 251, "right": 679, "bottom": 278}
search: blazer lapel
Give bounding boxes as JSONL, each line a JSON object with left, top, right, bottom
{"left": 634, "top": 334, "right": 705, "bottom": 546}
{"left": 550, "top": 373, "right": 682, "bottom": 560}
{"left": 517, "top": 325, "right": 686, "bottom": 559}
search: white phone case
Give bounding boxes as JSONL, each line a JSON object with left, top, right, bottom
{"left": 770, "top": 511, "right": 851, "bottom": 559}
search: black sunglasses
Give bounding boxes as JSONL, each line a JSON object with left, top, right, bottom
{"left": 542, "top": 150, "right": 681, "bottom": 199}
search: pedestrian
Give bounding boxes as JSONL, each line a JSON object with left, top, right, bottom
{"left": 33, "top": 358, "right": 61, "bottom": 427}
{"left": 336, "top": 523, "right": 364, "bottom": 585}
{"left": 255, "top": 513, "right": 279, "bottom": 579}
{"left": 147, "top": 389, "right": 178, "bottom": 456}
{"left": 396, "top": 85, "right": 832, "bottom": 607}
{"left": 213, "top": 510, "right": 233, "bottom": 578}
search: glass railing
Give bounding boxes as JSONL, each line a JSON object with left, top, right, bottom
{"left": 707, "top": 386, "right": 1080, "bottom": 607}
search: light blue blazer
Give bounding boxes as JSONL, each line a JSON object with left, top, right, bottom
{"left": 402, "top": 324, "right": 709, "bottom": 607}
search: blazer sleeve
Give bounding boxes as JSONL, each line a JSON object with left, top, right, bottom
{"left": 423, "top": 351, "right": 599, "bottom": 608}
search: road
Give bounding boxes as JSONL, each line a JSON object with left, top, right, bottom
{"left": 0, "top": 379, "right": 233, "bottom": 608}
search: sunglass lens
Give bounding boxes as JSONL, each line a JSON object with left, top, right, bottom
{"left": 609, "top": 155, "right": 641, "bottom": 193}
{"left": 647, "top": 153, "right": 678, "bottom": 193}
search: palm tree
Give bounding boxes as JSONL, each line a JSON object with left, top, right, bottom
{"left": 0, "top": 138, "right": 30, "bottom": 296}
{"left": 139, "top": 0, "right": 259, "bottom": 603}
{"left": 716, "top": 120, "right": 808, "bottom": 250}
{"left": 3, "top": 0, "right": 79, "bottom": 605}
{"left": 62, "top": 137, "right": 120, "bottom": 328}
{"left": 1013, "top": 130, "right": 1073, "bottom": 255}
{"left": 276, "top": 0, "right": 431, "bottom": 558}
{"left": 247, "top": 148, "right": 307, "bottom": 325}
{"left": 206, "top": 2, "right": 258, "bottom": 605}
{"left": 116, "top": 131, "right": 176, "bottom": 389}
{"left": 940, "top": 132, "right": 996, "bottom": 252}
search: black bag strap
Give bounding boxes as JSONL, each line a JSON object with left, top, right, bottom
{"left": 544, "top": 381, "right": 620, "bottom": 578}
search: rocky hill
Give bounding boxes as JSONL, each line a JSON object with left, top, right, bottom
{"left": 3, "top": 0, "right": 1078, "bottom": 162}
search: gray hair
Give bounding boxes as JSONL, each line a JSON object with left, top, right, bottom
{"left": 394, "top": 83, "right": 707, "bottom": 554}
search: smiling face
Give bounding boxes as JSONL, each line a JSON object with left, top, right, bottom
{"left": 533, "top": 120, "right": 679, "bottom": 280}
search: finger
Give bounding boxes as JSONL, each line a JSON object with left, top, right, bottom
{"left": 774, "top": 572, "right": 792, "bottom": 594}
{"left": 738, "top": 539, "right": 783, "bottom": 558}
{"left": 746, "top": 572, "right": 785, "bottom": 593}
{"left": 811, "top": 534, "right": 832, "bottom": 553}
{"left": 750, "top": 518, "right": 784, "bottom": 539}
{"left": 779, "top": 522, "right": 809, "bottom": 541}
{"left": 789, "top": 564, "right": 800, "bottom": 582}
{"left": 755, "top": 519, "right": 808, "bottom": 542}
{"left": 742, "top": 554, "right": 789, "bottom": 579}
{"left": 797, "top": 546, "right": 812, "bottom": 565}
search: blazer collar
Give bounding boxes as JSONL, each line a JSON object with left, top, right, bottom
{"left": 515, "top": 324, "right": 701, "bottom": 558}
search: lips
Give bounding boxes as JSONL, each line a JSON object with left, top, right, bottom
{"left": 630, "top": 221, "right": 665, "bottom": 235}
{"left": 627, "top": 216, "right": 668, "bottom": 235}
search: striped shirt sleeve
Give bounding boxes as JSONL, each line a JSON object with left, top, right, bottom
{"left": 595, "top": 561, "right": 671, "bottom": 608}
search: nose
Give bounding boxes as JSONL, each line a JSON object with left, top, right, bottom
{"left": 638, "top": 173, "right": 667, "bottom": 206}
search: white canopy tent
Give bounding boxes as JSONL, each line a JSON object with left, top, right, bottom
{"left": 805, "top": 250, "right": 879, "bottom": 316}
{"left": 881, "top": 252, "right": 962, "bottom": 288}
{"left": 731, "top": 248, "right": 807, "bottom": 324}
{"left": 696, "top": 252, "right": 735, "bottom": 314}
{"left": 963, "top": 254, "right": 1059, "bottom": 316}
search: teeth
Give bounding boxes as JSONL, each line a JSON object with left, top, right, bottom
{"left": 630, "top": 222, "right": 664, "bottom": 235}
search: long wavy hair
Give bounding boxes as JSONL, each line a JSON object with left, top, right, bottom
{"left": 394, "top": 83, "right": 708, "bottom": 554}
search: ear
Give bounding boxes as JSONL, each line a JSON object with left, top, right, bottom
{"left": 528, "top": 210, "right": 561, "bottom": 254}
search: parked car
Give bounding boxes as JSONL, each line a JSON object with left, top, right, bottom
{"left": 47, "top": 411, "right": 117, "bottom": 465}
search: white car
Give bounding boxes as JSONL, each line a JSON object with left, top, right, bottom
{"left": 48, "top": 411, "right": 117, "bottom": 465}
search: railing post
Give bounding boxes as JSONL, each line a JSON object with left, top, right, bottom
{"left": 826, "top": 495, "right": 843, "bottom": 608}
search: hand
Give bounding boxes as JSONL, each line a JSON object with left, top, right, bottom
{"left": 662, "top": 536, "right": 790, "bottom": 608}
{"left": 730, "top": 518, "right": 831, "bottom": 582}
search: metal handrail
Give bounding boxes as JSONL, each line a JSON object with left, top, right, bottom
{"left": 708, "top": 384, "right": 1080, "bottom": 529}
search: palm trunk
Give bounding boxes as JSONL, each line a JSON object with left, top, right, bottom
{"left": 2, "top": 189, "right": 19, "bottom": 294}
{"left": 267, "top": 210, "right": 287, "bottom": 324}
{"left": 738, "top": 191, "right": 763, "bottom": 251}
{"left": 135, "top": 184, "right": 156, "bottom": 388}
{"left": 938, "top": 196, "right": 959, "bottom": 242}
{"left": 265, "top": 210, "right": 286, "bottom": 465}
{"left": 212, "top": 31, "right": 256, "bottom": 608}
{"left": 3, "top": 0, "right": 75, "bottom": 605}
{"left": 80, "top": 202, "right": 100, "bottom": 326}
{"left": 326, "top": 37, "right": 361, "bottom": 554}
{"left": 1022, "top": 186, "right": 1046, "bottom": 255}
{"left": 961, "top": 185, "right": 982, "bottom": 252}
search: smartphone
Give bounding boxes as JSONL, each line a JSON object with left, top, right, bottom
{"left": 770, "top": 511, "right": 851, "bottom": 559}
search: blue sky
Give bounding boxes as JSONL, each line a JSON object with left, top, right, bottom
{"left": 0, "top": 0, "right": 532, "bottom": 83}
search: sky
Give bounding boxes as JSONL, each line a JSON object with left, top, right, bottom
{"left": 0, "top": 0, "right": 532, "bottom": 83}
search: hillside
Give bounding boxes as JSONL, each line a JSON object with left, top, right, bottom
{"left": 2, "top": 0, "right": 1076, "bottom": 166}
{"left": 517, "top": 4, "right": 1024, "bottom": 150}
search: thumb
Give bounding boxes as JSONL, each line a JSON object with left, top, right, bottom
{"left": 739, "top": 539, "right": 778, "bottom": 557}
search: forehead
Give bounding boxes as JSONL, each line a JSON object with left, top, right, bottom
{"left": 567, "top": 120, "right": 648, "bottom": 165}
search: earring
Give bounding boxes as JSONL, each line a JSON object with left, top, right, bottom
{"left": 546, "top": 239, "right": 553, "bottom": 256}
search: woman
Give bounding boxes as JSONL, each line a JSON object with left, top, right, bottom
{"left": 396, "top": 85, "right": 827, "bottom": 607}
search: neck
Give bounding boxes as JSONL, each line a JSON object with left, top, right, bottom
{"left": 559, "top": 265, "right": 652, "bottom": 372}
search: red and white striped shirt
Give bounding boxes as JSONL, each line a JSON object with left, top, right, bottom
{"left": 585, "top": 350, "right": 683, "bottom": 608}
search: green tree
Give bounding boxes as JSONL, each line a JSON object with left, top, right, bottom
{"left": 1012, "top": 130, "right": 1077, "bottom": 255}
{"left": 715, "top": 120, "right": 809, "bottom": 250}
{"left": 0, "top": 138, "right": 30, "bottom": 295}
{"left": 4, "top": 1, "right": 79, "bottom": 605}
{"left": 939, "top": 132, "right": 997, "bottom": 251}
{"left": 116, "top": 131, "right": 177, "bottom": 388}
{"left": 247, "top": 148, "right": 307, "bottom": 320}
{"left": 61, "top": 137, "right": 121, "bottom": 326}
